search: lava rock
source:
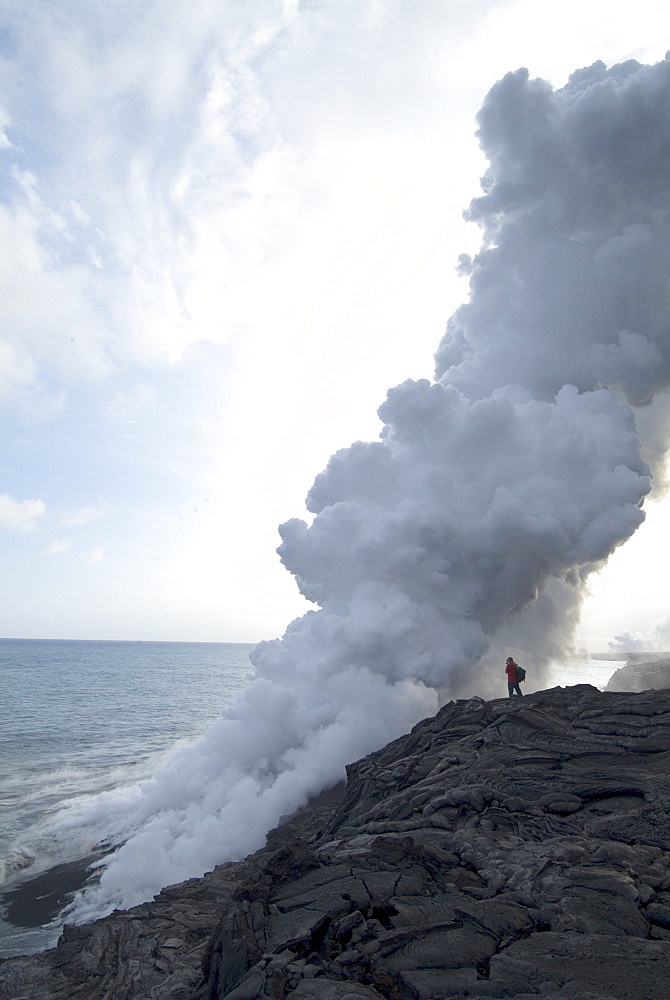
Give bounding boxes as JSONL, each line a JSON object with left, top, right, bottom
{"left": 1, "top": 685, "right": 670, "bottom": 999}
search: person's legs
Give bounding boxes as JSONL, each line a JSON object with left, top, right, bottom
{"left": 508, "top": 682, "right": 515, "bottom": 698}
{"left": 513, "top": 682, "right": 523, "bottom": 697}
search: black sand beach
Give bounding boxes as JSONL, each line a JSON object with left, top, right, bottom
{"left": 0, "top": 855, "right": 97, "bottom": 929}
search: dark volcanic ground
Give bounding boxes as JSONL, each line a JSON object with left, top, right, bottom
{"left": 1, "top": 684, "right": 670, "bottom": 1000}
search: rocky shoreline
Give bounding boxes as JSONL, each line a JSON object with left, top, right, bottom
{"left": 606, "top": 655, "right": 670, "bottom": 694}
{"left": 2, "top": 683, "right": 670, "bottom": 999}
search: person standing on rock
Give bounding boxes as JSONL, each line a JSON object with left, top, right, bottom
{"left": 505, "top": 656, "right": 524, "bottom": 698}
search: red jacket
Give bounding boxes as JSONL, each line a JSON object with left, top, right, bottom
{"left": 505, "top": 660, "right": 520, "bottom": 683}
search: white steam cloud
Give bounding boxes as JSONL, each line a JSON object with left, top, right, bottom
{"left": 62, "top": 56, "right": 670, "bottom": 922}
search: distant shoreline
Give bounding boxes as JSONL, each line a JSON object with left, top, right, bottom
{"left": 588, "top": 651, "right": 670, "bottom": 661}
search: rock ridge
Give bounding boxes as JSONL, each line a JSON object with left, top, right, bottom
{"left": 2, "top": 684, "right": 670, "bottom": 999}
{"left": 606, "top": 656, "right": 670, "bottom": 693}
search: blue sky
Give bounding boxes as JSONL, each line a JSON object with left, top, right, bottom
{"left": 1, "top": 0, "right": 670, "bottom": 645}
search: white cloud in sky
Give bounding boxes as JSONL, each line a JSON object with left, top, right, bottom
{"left": 0, "top": 0, "right": 669, "bottom": 643}
{"left": 59, "top": 502, "right": 106, "bottom": 528}
{"left": 81, "top": 547, "right": 106, "bottom": 565}
{"left": 44, "top": 538, "right": 70, "bottom": 555}
{"left": 0, "top": 493, "right": 46, "bottom": 532}
{"left": 0, "top": 106, "right": 13, "bottom": 149}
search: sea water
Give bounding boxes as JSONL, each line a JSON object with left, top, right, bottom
{"left": 0, "top": 640, "right": 622, "bottom": 958}
{"left": 0, "top": 639, "right": 252, "bottom": 956}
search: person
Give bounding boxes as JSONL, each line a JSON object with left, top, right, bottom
{"left": 505, "top": 656, "right": 524, "bottom": 698}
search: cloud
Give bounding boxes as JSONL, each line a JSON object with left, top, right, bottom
{"left": 608, "top": 631, "right": 649, "bottom": 654}
{"left": 60, "top": 502, "right": 106, "bottom": 527}
{"left": 0, "top": 493, "right": 46, "bottom": 532}
{"left": 0, "top": 0, "right": 294, "bottom": 385}
{"left": 0, "top": 105, "right": 13, "bottom": 149}
{"left": 608, "top": 612, "right": 670, "bottom": 654}
{"left": 434, "top": 59, "right": 670, "bottom": 416}
{"left": 0, "top": 0, "right": 483, "bottom": 424}
{"left": 81, "top": 546, "right": 106, "bottom": 564}
{"left": 44, "top": 538, "right": 70, "bottom": 555}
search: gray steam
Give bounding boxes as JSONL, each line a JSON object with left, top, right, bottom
{"left": 61, "top": 56, "right": 670, "bottom": 921}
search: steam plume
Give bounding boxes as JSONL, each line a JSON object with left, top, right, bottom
{"left": 62, "top": 56, "right": 670, "bottom": 921}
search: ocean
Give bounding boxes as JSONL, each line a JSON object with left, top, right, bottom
{"left": 0, "top": 638, "right": 253, "bottom": 957}
{"left": 0, "top": 638, "right": 623, "bottom": 958}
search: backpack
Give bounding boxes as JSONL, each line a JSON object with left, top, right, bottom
{"left": 517, "top": 666, "right": 526, "bottom": 682}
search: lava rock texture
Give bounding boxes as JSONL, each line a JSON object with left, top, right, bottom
{"left": 2, "top": 684, "right": 670, "bottom": 1000}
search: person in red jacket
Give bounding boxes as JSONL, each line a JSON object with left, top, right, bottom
{"left": 505, "top": 656, "right": 524, "bottom": 698}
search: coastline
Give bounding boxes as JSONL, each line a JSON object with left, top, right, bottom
{"left": 0, "top": 856, "right": 100, "bottom": 959}
{"left": 1, "top": 855, "right": 98, "bottom": 928}
{"left": 2, "top": 684, "right": 670, "bottom": 999}
{"left": 0, "top": 784, "right": 348, "bottom": 959}
{"left": 0, "top": 656, "right": 627, "bottom": 960}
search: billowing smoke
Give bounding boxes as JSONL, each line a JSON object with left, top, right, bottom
{"left": 63, "top": 56, "right": 670, "bottom": 921}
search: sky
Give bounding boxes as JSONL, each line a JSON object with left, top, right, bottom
{"left": 1, "top": 0, "right": 670, "bottom": 648}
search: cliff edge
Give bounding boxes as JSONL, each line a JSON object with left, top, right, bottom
{"left": 606, "top": 655, "right": 670, "bottom": 693}
{"left": 1, "top": 684, "right": 670, "bottom": 1000}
